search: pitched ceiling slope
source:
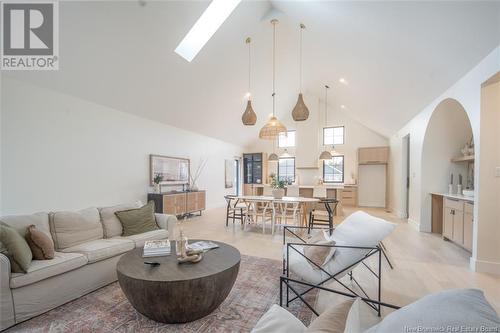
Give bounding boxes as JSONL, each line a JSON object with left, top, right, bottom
{"left": 4, "top": 1, "right": 500, "bottom": 147}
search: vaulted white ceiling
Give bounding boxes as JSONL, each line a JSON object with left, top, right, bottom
{"left": 5, "top": 1, "right": 500, "bottom": 147}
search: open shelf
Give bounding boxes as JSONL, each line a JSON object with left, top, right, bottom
{"left": 451, "top": 155, "right": 474, "bottom": 163}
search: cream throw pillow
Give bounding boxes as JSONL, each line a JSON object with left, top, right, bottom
{"left": 304, "top": 231, "right": 336, "bottom": 269}
{"left": 306, "top": 298, "right": 355, "bottom": 333}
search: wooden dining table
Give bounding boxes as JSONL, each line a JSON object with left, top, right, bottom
{"left": 235, "top": 195, "right": 320, "bottom": 228}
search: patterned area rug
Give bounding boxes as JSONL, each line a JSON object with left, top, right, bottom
{"left": 6, "top": 255, "right": 315, "bottom": 333}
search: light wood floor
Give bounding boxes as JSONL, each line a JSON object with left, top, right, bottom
{"left": 181, "top": 206, "right": 500, "bottom": 313}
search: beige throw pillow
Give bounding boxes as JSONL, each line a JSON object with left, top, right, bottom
{"left": 304, "top": 231, "right": 336, "bottom": 269}
{"left": 306, "top": 298, "right": 355, "bottom": 333}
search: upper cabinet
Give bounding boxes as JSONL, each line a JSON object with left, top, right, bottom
{"left": 358, "top": 147, "right": 389, "bottom": 165}
{"left": 243, "top": 153, "right": 268, "bottom": 184}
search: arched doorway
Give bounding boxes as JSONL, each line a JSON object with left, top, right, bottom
{"left": 420, "top": 98, "right": 474, "bottom": 232}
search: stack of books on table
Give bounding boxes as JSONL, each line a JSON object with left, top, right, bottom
{"left": 143, "top": 240, "right": 171, "bottom": 257}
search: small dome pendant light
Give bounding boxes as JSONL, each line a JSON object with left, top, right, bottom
{"left": 259, "top": 19, "right": 287, "bottom": 139}
{"left": 292, "top": 23, "right": 309, "bottom": 122}
{"left": 242, "top": 37, "right": 257, "bottom": 126}
{"left": 268, "top": 139, "right": 279, "bottom": 161}
{"left": 319, "top": 85, "right": 333, "bottom": 160}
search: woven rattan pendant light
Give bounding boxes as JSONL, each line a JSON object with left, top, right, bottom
{"left": 259, "top": 19, "right": 287, "bottom": 140}
{"left": 292, "top": 23, "right": 309, "bottom": 122}
{"left": 319, "top": 85, "right": 333, "bottom": 160}
{"left": 242, "top": 37, "right": 257, "bottom": 126}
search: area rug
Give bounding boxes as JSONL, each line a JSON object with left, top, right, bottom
{"left": 6, "top": 255, "right": 315, "bottom": 333}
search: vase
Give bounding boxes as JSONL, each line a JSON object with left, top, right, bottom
{"left": 154, "top": 183, "right": 161, "bottom": 193}
{"left": 448, "top": 184, "right": 454, "bottom": 195}
{"left": 457, "top": 184, "right": 463, "bottom": 195}
{"left": 272, "top": 188, "right": 285, "bottom": 199}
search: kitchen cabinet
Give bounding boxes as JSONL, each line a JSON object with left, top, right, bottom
{"left": 358, "top": 147, "right": 389, "bottom": 165}
{"left": 442, "top": 197, "right": 473, "bottom": 251}
{"left": 243, "top": 153, "right": 267, "bottom": 185}
{"left": 341, "top": 186, "right": 358, "bottom": 206}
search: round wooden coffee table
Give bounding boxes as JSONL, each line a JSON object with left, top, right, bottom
{"left": 116, "top": 240, "right": 240, "bottom": 323}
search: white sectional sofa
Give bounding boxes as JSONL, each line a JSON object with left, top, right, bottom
{"left": 0, "top": 203, "right": 177, "bottom": 331}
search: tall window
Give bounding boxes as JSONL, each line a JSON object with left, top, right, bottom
{"left": 323, "top": 126, "right": 344, "bottom": 145}
{"left": 278, "top": 157, "right": 295, "bottom": 183}
{"left": 323, "top": 155, "right": 344, "bottom": 183}
{"left": 278, "top": 130, "right": 296, "bottom": 148}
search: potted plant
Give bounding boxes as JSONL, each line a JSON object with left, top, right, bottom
{"left": 153, "top": 173, "right": 163, "bottom": 193}
{"left": 270, "top": 173, "right": 286, "bottom": 199}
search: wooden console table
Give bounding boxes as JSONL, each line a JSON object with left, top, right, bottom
{"left": 148, "top": 191, "right": 206, "bottom": 217}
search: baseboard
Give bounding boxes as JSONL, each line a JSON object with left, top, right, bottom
{"left": 470, "top": 257, "right": 500, "bottom": 275}
{"left": 408, "top": 218, "right": 420, "bottom": 231}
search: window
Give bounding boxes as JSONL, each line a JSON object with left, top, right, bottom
{"left": 278, "top": 130, "right": 296, "bottom": 148}
{"left": 323, "top": 155, "right": 344, "bottom": 183}
{"left": 323, "top": 126, "right": 344, "bottom": 145}
{"left": 278, "top": 157, "right": 295, "bottom": 183}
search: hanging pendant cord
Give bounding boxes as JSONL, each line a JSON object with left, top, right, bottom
{"left": 272, "top": 20, "right": 277, "bottom": 117}
{"left": 247, "top": 38, "right": 251, "bottom": 97}
{"left": 325, "top": 85, "right": 329, "bottom": 125}
{"left": 299, "top": 24, "right": 304, "bottom": 93}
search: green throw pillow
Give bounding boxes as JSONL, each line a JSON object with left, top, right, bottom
{"left": 0, "top": 222, "right": 33, "bottom": 273}
{"left": 115, "top": 201, "right": 158, "bottom": 236}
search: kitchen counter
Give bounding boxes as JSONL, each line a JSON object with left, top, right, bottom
{"left": 431, "top": 192, "right": 474, "bottom": 203}
{"left": 253, "top": 184, "right": 358, "bottom": 189}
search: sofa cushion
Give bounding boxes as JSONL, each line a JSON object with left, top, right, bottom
{"left": 0, "top": 222, "right": 32, "bottom": 273}
{"left": 306, "top": 298, "right": 354, "bottom": 333}
{"left": 10, "top": 252, "right": 87, "bottom": 288}
{"left": 118, "top": 229, "right": 169, "bottom": 248}
{"left": 99, "top": 202, "right": 141, "bottom": 238}
{"left": 0, "top": 213, "right": 52, "bottom": 249}
{"left": 50, "top": 208, "right": 103, "bottom": 250}
{"left": 251, "top": 304, "right": 306, "bottom": 333}
{"left": 324, "top": 211, "right": 395, "bottom": 277}
{"left": 26, "top": 224, "right": 55, "bottom": 260}
{"left": 61, "top": 238, "right": 134, "bottom": 263}
{"left": 115, "top": 201, "right": 158, "bottom": 236}
{"left": 365, "top": 289, "right": 500, "bottom": 333}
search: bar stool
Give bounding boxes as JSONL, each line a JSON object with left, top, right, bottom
{"left": 308, "top": 198, "right": 338, "bottom": 235}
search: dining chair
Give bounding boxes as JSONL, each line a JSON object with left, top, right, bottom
{"left": 243, "top": 199, "right": 274, "bottom": 234}
{"left": 224, "top": 195, "right": 246, "bottom": 227}
{"left": 274, "top": 201, "right": 300, "bottom": 234}
{"left": 263, "top": 185, "right": 273, "bottom": 196}
{"left": 286, "top": 185, "right": 300, "bottom": 197}
{"left": 312, "top": 185, "right": 327, "bottom": 198}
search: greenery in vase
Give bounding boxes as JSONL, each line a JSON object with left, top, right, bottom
{"left": 153, "top": 173, "right": 164, "bottom": 185}
{"left": 269, "top": 173, "right": 286, "bottom": 189}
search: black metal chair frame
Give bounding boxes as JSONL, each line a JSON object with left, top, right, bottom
{"left": 224, "top": 195, "right": 245, "bottom": 227}
{"left": 280, "top": 225, "right": 400, "bottom": 317}
{"left": 308, "top": 198, "right": 338, "bottom": 235}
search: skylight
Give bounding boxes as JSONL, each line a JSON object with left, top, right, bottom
{"left": 175, "top": 0, "right": 241, "bottom": 62}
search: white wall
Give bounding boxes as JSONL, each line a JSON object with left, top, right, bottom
{"left": 389, "top": 45, "right": 500, "bottom": 273}
{"left": 476, "top": 78, "right": 500, "bottom": 274}
{"left": 1, "top": 78, "right": 243, "bottom": 215}
{"left": 247, "top": 94, "right": 389, "bottom": 185}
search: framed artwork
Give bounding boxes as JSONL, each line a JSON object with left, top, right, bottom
{"left": 150, "top": 155, "right": 190, "bottom": 185}
{"left": 225, "top": 159, "right": 234, "bottom": 189}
